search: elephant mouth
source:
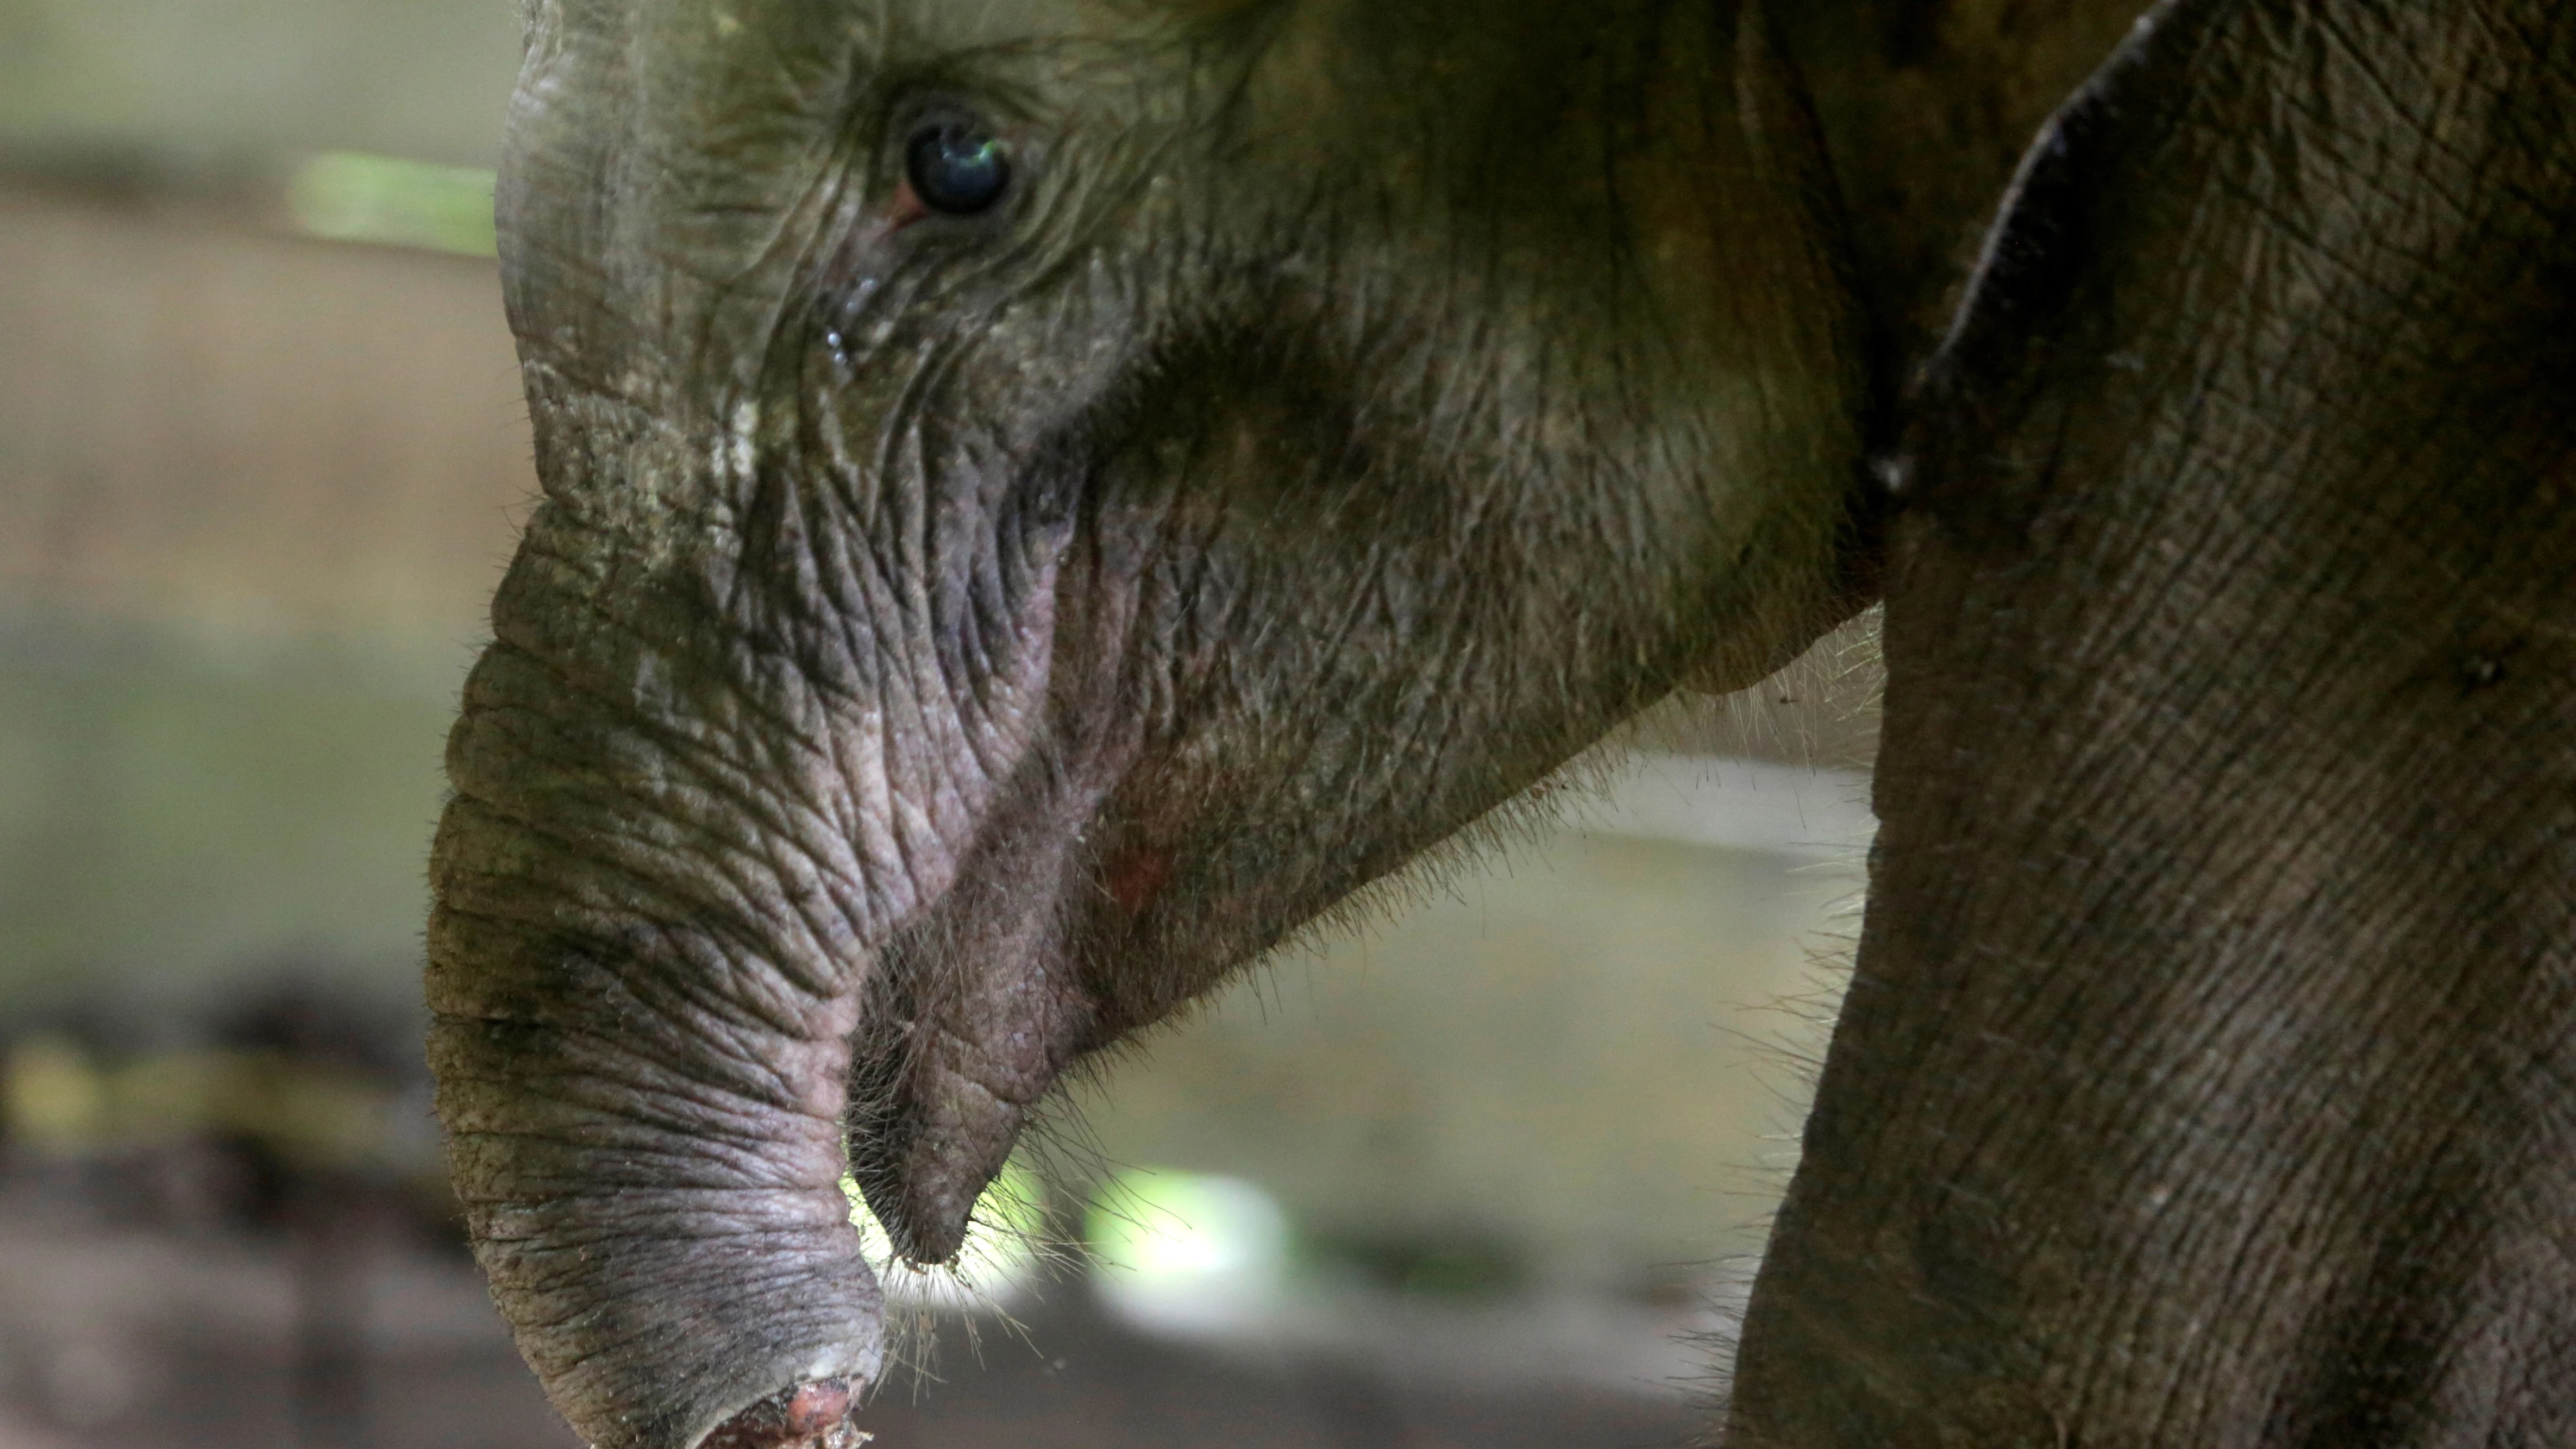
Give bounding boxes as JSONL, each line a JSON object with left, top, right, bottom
{"left": 834, "top": 743, "right": 1139, "bottom": 1266}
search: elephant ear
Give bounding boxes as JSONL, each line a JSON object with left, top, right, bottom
{"left": 1731, "top": 0, "right": 2576, "bottom": 1442}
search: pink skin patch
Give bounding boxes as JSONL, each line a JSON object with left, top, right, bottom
{"left": 701, "top": 1379, "right": 869, "bottom": 1449}
{"left": 1104, "top": 844, "right": 1177, "bottom": 915}
{"left": 886, "top": 178, "right": 928, "bottom": 231}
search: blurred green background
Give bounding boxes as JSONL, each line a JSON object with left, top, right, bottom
{"left": 0, "top": 0, "right": 515, "bottom": 172}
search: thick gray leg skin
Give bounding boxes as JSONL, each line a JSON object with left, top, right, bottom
{"left": 1731, "top": 1, "right": 2576, "bottom": 1442}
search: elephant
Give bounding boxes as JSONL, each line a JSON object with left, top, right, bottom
{"left": 425, "top": 0, "right": 2576, "bottom": 1444}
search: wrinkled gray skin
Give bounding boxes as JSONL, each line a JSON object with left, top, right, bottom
{"left": 428, "top": 0, "right": 2576, "bottom": 1445}
{"left": 1735, "top": 4, "right": 2576, "bottom": 1442}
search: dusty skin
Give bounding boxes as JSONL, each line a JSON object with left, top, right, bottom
{"left": 427, "top": 1, "right": 2576, "bottom": 1445}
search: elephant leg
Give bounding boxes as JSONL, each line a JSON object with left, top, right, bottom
{"left": 1731, "top": 0, "right": 2576, "bottom": 1442}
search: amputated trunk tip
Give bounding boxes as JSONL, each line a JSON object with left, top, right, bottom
{"left": 699, "top": 1379, "right": 870, "bottom": 1449}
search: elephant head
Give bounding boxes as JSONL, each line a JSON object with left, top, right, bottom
{"left": 425, "top": 1, "right": 1921, "bottom": 1444}
{"left": 436, "top": 0, "right": 2576, "bottom": 1441}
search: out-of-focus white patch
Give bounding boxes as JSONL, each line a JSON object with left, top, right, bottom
{"left": 1571, "top": 752, "right": 1875, "bottom": 860}
{"left": 726, "top": 400, "right": 760, "bottom": 481}
{"left": 1086, "top": 1169, "right": 1291, "bottom": 1338}
{"left": 841, "top": 1163, "right": 1043, "bottom": 1313}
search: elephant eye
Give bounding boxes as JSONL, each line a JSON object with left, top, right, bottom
{"left": 904, "top": 120, "right": 1011, "bottom": 216}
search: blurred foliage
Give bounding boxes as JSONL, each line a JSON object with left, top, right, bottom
{"left": 286, "top": 152, "right": 496, "bottom": 258}
{"left": 5, "top": 1035, "right": 397, "bottom": 1170}
{"left": 0, "top": 0, "right": 517, "bottom": 174}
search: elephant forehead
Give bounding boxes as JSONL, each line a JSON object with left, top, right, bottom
{"left": 513, "top": 0, "right": 1202, "bottom": 212}
{"left": 880, "top": 0, "right": 1182, "bottom": 51}
{"left": 604, "top": 0, "right": 1191, "bottom": 57}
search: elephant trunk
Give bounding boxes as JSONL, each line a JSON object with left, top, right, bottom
{"left": 426, "top": 528, "right": 891, "bottom": 1449}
